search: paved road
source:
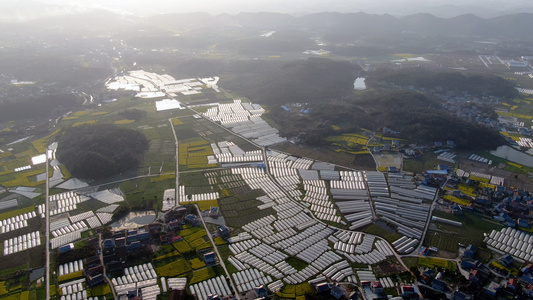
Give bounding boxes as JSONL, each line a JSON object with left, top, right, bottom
{"left": 99, "top": 233, "right": 118, "bottom": 299}
{"left": 195, "top": 204, "right": 241, "bottom": 300}
{"left": 45, "top": 150, "right": 50, "bottom": 300}
{"left": 169, "top": 118, "right": 180, "bottom": 205}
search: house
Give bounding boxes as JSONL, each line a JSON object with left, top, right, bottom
{"left": 207, "top": 295, "right": 221, "bottom": 300}
{"left": 315, "top": 283, "right": 331, "bottom": 293}
{"left": 521, "top": 274, "right": 533, "bottom": 285}
{"left": 438, "top": 164, "right": 451, "bottom": 172}
{"left": 160, "top": 233, "right": 176, "bottom": 244}
{"left": 126, "top": 241, "right": 141, "bottom": 251}
{"left": 102, "top": 239, "right": 115, "bottom": 250}
{"left": 204, "top": 252, "right": 216, "bottom": 265}
{"left": 452, "top": 291, "right": 472, "bottom": 300}
{"left": 254, "top": 285, "right": 268, "bottom": 298}
{"left": 506, "top": 278, "right": 519, "bottom": 291}
{"left": 185, "top": 214, "right": 200, "bottom": 226}
{"left": 209, "top": 207, "right": 219, "bottom": 219}
{"left": 106, "top": 261, "right": 124, "bottom": 273}
{"left": 464, "top": 245, "right": 476, "bottom": 259}
{"left": 87, "top": 274, "right": 104, "bottom": 287}
{"left": 423, "top": 269, "right": 435, "bottom": 277}
{"left": 330, "top": 286, "right": 344, "bottom": 299}
{"left": 451, "top": 204, "right": 462, "bottom": 216}
{"left": 518, "top": 218, "right": 531, "bottom": 228}
{"left": 521, "top": 264, "right": 533, "bottom": 274}
{"left": 87, "top": 265, "right": 104, "bottom": 277}
{"left": 431, "top": 279, "right": 448, "bottom": 292}
{"left": 371, "top": 281, "right": 384, "bottom": 294}
{"left": 168, "top": 220, "right": 181, "bottom": 231}
{"left": 400, "top": 284, "right": 416, "bottom": 297}
{"left": 115, "top": 237, "right": 126, "bottom": 248}
{"left": 218, "top": 225, "right": 230, "bottom": 239}
{"left": 499, "top": 254, "right": 514, "bottom": 267}
{"left": 469, "top": 270, "right": 481, "bottom": 283}
{"left": 58, "top": 243, "right": 74, "bottom": 254}
{"left": 84, "top": 256, "right": 101, "bottom": 269}
{"left": 484, "top": 282, "right": 500, "bottom": 296}
{"left": 387, "top": 166, "right": 397, "bottom": 173}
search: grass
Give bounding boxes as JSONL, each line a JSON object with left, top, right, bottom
{"left": 424, "top": 210, "right": 503, "bottom": 252}
{"left": 172, "top": 240, "right": 193, "bottom": 254}
{"left": 179, "top": 200, "right": 218, "bottom": 211}
{"left": 190, "top": 267, "right": 216, "bottom": 285}
{"left": 457, "top": 184, "right": 477, "bottom": 197}
{"left": 276, "top": 283, "right": 313, "bottom": 299}
{"left": 361, "top": 223, "right": 402, "bottom": 244}
{"left": 171, "top": 118, "right": 184, "bottom": 126}
{"left": 286, "top": 257, "right": 307, "bottom": 271}
{"left": 114, "top": 119, "right": 135, "bottom": 125}
{"left": 403, "top": 152, "right": 442, "bottom": 173}
{"left": 442, "top": 195, "right": 470, "bottom": 206}
{"left": 0, "top": 282, "right": 7, "bottom": 296}
{"left": 87, "top": 284, "right": 112, "bottom": 297}
{"left": 417, "top": 257, "right": 457, "bottom": 272}
{"left": 0, "top": 206, "right": 35, "bottom": 221}
{"left": 57, "top": 271, "right": 83, "bottom": 283}
{"left": 214, "top": 237, "right": 225, "bottom": 246}
{"left": 155, "top": 258, "right": 192, "bottom": 277}
{"left": 189, "top": 258, "right": 206, "bottom": 269}
{"left": 72, "top": 120, "right": 96, "bottom": 127}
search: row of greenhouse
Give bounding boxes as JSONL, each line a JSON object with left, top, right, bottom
{"left": 392, "top": 236, "right": 420, "bottom": 254}
{"left": 58, "top": 259, "right": 83, "bottom": 276}
{"left": 3, "top": 231, "right": 41, "bottom": 255}
{"left": 189, "top": 276, "right": 233, "bottom": 300}
{"left": 50, "top": 231, "right": 81, "bottom": 249}
{"left": 112, "top": 263, "right": 159, "bottom": 297}
{"left": 1, "top": 219, "right": 28, "bottom": 234}
{"left": 37, "top": 203, "right": 77, "bottom": 218}
{"left": 59, "top": 279, "right": 87, "bottom": 300}
{"left": 484, "top": 227, "right": 533, "bottom": 262}
{"left": 1, "top": 211, "right": 36, "bottom": 226}
{"left": 437, "top": 151, "right": 457, "bottom": 163}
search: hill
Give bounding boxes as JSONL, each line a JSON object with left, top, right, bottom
{"left": 56, "top": 124, "right": 149, "bottom": 179}
{"left": 267, "top": 90, "right": 506, "bottom": 150}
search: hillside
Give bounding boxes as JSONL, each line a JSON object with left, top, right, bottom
{"left": 56, "top": 124, "right": 149, "bottom": 179}
{"left": 267, "top": 90, "right": 506, "bottom": 150}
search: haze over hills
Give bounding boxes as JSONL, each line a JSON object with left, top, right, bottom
{"left": 2, "top": 8, "right": 533, "bottom": 41}
{"left": 2, "top": 0, "right": 533, "bottom": 20}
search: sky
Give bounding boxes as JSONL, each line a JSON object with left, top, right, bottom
{"left": 1, "top": 0, "right": 532, "bottom": 22}
{"left": 35, "top": 0, "right": 531, "bottom": 15}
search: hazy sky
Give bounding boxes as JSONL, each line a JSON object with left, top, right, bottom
{"left": 32, "top": 0, "right": 533, "bottom": 16}
{"left": 1, "top": 0, "right": 532, "bottom": 22}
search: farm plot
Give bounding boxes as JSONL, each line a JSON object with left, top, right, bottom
{"left": 178, "top": 138, "right": 217, "bottom": 170}
{"left": 424, "top": 210, "right": 502, "bottom": 252}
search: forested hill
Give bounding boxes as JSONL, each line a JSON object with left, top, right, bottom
{"left": 222, "top": 58, "right": 360, "bottom": 105}
{"left": 368, "top": 68, "right": 519, "bottom": 98}
{"left": 56, "top": 124, "right": 149, "bottom": 180}
{"left": 267, "top": 90, "right": 506, "bottom": 150}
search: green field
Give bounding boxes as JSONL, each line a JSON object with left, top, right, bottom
{"left": 424, "top": 210, "right": 503, "bottom": 252}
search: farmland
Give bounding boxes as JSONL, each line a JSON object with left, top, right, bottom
{"left": 424, "top": 210, "right": 503, "bottom": 252}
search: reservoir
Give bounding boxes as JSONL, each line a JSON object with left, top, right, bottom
{"left": 354, "top": 77, "right": 366, "bottom": 90}
{"left": 110, "top": 210, "right": 156, "bottom": 230}
{"left": 490, "top": 145, "right": 533, "bottom": 168}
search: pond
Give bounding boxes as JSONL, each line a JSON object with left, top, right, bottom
{"left": 109, "top": 210, "right": 156, "bottom": 230}
{"left": 490, "top": 145, "right": 533, "bottom": 168}
{"left": 30, "top": 267, "right": 44, "bottom": 282}
{"left": 354, "top": 77, "right": 366, "bottom": 90}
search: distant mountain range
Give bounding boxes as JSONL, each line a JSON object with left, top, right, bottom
{"left": 2, "top": 4, "right": 533, "bottom": 41}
